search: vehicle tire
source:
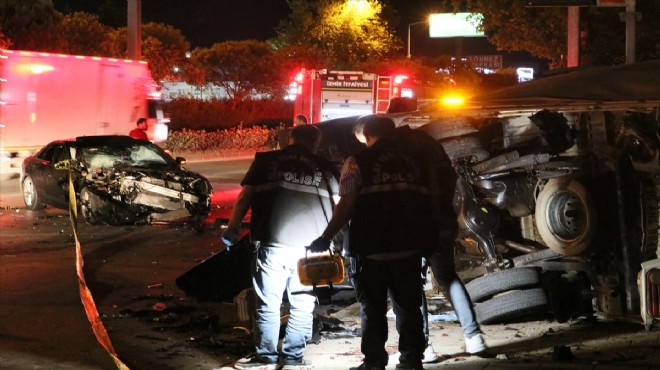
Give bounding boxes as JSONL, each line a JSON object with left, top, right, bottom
{"left": 441, "top": 136, "right": 490, "bottom": 162}
{"left": 22, "top": 176, "right": 46, "bottom": 210}
{"left": 418, "top": 117, "right": 478, "bottom": 140}
{"left": 79, "top": 187, "right": 100, "bottom": 225}
{"left": 465, "top": 267, "right": 542, "bottom": 303}
{"left": 512, "top": 248, "right": 561, "bottom": 267}
{"left": 534, "top": 177, "right": 595, "bottom": 256}
{"left": 475, "top": 288, "right": 549, "bottom": 325}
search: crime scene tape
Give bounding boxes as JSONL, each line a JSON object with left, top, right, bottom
{"left": 68, "top": 175, "right": 130, "bottom": 370}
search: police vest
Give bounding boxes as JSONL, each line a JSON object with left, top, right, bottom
{"left": 348, "top": 139, "right": 437, "bottom": 256}
{"left": 249, "top": 146, "right": 339, "bottom": 247}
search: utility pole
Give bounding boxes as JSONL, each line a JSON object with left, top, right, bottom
{"left": 624, "top": 0, "right": 636, "bottom": 63}
{"left": 407, "top": 21, "right": 426, "bottom": 59}
{"left": 127, "top": 0, "right": 141, "bottom": 60}
{"left": 567, "top": 6, "right": 580, "bottom": 67}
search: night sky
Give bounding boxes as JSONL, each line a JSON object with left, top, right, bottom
{"left": 53, "top": 0, "right": 450, "bottom": 48}
{"left": 141, "top": 0, "right": 292, "bottom": 48}
{"left": 51, "top": 0, "right": 543, "bottom": 68}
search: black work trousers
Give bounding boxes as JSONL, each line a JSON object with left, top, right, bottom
{"left": 351, "top": 254, "right": 425, "bottom": 367}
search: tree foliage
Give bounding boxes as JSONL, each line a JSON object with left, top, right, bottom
{"left": 271, "top": 44, "right": 331, "bottom": 77}
{"left": 105, "top": 22, "right": 190, "bottom": 82}
{"left": 60, "top": 11, "right": 111, "bottom": 56}
{"left": 458, "top": 0, "right": 660, "bottom": 67}
{"left": 276, "top": 0, "right": 400, "bottom": 69}
{"left": 191, "top": 40, "right": 282, "bottom": 107}
{"left": 460, "top": 0, "right": 566, "bottom": 66}
{"left": 0, "top": 0, "right": 65, "bottom": 51}
{"left": 0, "top": 30, "right": 11, "bottom": 49}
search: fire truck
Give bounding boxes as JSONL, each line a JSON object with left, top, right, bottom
{"left": 291, "top": 69, "right": 411, "bottom": 124}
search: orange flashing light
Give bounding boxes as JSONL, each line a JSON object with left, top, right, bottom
{"left": 442, "top": 96, "right": 465, "bottom": 106}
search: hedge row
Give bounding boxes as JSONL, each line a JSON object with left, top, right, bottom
{"left": 164, "top": 126, "right": 279, "bottom": 152}
{"left": 167, "top": 97, "right": 294, "bottom": 131}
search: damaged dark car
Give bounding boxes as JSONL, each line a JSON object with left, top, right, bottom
{"left": 20, "top": 135, "right": 213, "bottom": 225}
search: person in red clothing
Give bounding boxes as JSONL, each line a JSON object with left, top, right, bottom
{"left": 129, "top": 118, "right": 149, "bottom": 140}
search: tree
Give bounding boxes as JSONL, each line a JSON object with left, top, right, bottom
{"left": 105, "top": 22, "right": 190, "bottom": 82}
{"left": 275, "top": 0, "right": 400, "bottom": 69}
{"left": 190, "top": 40, "right": 281, "bottom": 107}
{"left": 270, "top": 44, "right": 331, "bottom": 89}
{"left": 0, "top": 30, "right": 11, "bottom": 49}
{"left": 60, "top": 11, "right": 111, "bottom": 56}
{"left": 0, "top": 0, "right": 66, "bottom": 51}
{"left": 459, "top": 0, "right": 660, "bottom": 67}
{"left": 459, "top": 1, "right": 566, "bottom": 67}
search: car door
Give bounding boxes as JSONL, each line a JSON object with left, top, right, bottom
{"left": 41, "top": 144, "right": 71, "bottom": 209}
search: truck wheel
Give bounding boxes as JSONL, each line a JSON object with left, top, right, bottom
{"left": 441, "top": 136, "right": 490, "bottom": 162}
{"left": 79, "top": 187, "right": 100, "bottom": 225}
{"left": 512, "top": 248, "right": 561, "bottom": 267}
{"left": 22, "top": 176, "right": 46, "bottom": 210}
{"left": 465, "top": 267, "right": 542, "bottom": 303}
{"left": 475, "top": 288, "right": 549, "bottom": 325}
{"left": 535, "top": 177, "right": 595, "bottom": 256}
{"left": 418, "top": 117, "right": 478, "bottom": 140}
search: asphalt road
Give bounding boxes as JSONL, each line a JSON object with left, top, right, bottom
{"left": 2, "top": 157, "right": 660, "bottom": 370}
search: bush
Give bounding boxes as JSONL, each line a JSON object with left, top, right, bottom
{"left": 167, "top": 97, "right": 294, "bottom": 131}
{"left": 165, "top": 126, "right": 277, "bottom": 152}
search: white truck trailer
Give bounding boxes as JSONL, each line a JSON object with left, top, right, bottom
{"left": 0, "top": 49, "right": 167, "bottom": 180}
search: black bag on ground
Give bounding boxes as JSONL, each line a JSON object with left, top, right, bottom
{"left": 175, "top": 235, "right": 254, "bottom": 302}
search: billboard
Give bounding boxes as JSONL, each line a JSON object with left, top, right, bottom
{"left": 429, "top": 13, "right": 485, "bottom": 38}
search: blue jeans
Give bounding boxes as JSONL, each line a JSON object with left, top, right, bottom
{"left": 351, "top": 254, "right": 425, "bottom": 367}
{"left": 423, "top": 247, "right": 482, "bottom": 340}
{"left": 252, "top": 245, "right": 316, "bottom": 363}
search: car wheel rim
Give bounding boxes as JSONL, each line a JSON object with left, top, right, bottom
{"left": 23, "top": 178, "right": 35, "bottom": 206}
{"left": 546, "top": 190, "right": 587, "bottom": 241}
{"left": 80, "top": 190, "right": 90, "bottom": 217}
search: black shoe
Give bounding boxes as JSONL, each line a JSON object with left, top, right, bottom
{"left": 282, "top": 358, "right": 312, "bottom": 370}
{"left": 348, "top": 363, "right": 386, "bottom": 370}
{"left": 394, "top": 363, "right": 424, "bottom": 370}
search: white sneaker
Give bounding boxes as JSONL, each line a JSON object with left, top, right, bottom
{"left": 389, "top": 345, "right": 438, "bottom": 364}
{"left": 465, "top": 333, "right": 487, "bottom": 354}
{"left": 422, "top": 344, "right": 439, "bottom": 363}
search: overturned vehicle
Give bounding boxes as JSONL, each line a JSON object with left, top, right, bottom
{"left": 20, "top": 135, "right": 213, "bottom": 225}
{"left": 392, "top": 60, "right": 660, "bottom": 328}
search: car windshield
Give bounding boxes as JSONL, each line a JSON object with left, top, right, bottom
{"left": 79, "top": 142, "right": 174, "bottom": 169}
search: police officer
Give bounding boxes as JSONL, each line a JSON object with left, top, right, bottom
{"left": 309, "top": 116, "right": 433, "bottom": 370}
{"left": 222, "top": 124, "right": 339, "bottom": 370}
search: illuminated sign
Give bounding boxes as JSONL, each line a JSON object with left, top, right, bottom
{"left": 526, "top": 0, "right": 594, "bottom": 6}
{"left": 467, "top": 55, "right": 503, "bottom": 69}
{"left": 429, "top": 13, "right": 484, "bottom": 38}
{"left": 322, "top": 80, "right": 373, "bottom": 90}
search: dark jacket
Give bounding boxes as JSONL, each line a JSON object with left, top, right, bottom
{"left": 243, "top": 144, "right": 339, "bottom": 247}
{"left": 393, "top": 126, "right": 459, "bottom": 249}
{"left": 348, "top": 138, "right": 437, "bottom": 256}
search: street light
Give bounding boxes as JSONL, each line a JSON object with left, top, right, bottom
{"left": 407, "top": 20, "right": 426, "bottom": 59}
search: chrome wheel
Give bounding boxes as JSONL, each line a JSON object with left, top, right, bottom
{"left": 22, "top": 176, "right": 45, "bottom": 210}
